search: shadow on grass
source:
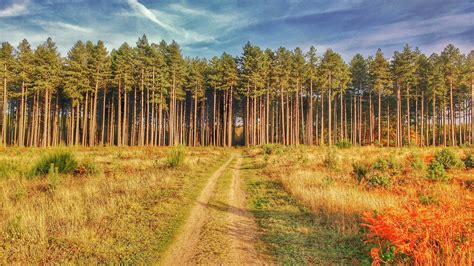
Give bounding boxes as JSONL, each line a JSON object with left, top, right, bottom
{"left": 239, "top": 159, "right": 371, "bottom": 265}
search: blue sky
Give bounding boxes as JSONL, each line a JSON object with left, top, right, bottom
{"left": 0, "top": 0, "right": 473, "bottom": 60}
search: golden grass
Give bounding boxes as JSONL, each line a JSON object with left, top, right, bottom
{"left": 0, "top": 146, "right": 230, "bottom": 264}
{"left": 250, "top": 145, "right": 473, "bottom": 234}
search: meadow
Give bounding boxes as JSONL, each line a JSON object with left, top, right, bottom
{"left": 0, "top": 146, "right": 229, "bottom": 263}
{"left": 0, "top": 145, "right": 472, "bottom": 264}
{"left": 244, "top": 145, "right": 474, "bottom": 264}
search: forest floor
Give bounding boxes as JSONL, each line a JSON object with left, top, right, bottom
{"left": 0, "top": 146, "right": 472, "bottom": 264}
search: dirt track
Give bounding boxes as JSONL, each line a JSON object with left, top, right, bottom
{"left": 160, "top": 154, "right": 264, "bottom": 265}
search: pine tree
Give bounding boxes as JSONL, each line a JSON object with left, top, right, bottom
{"left": 220, "top": 53, "right": 238, "bottom": 146}
{"left": 391, "top": 45, "right": 417, "bottom": 146}
{"left": 0, "top": 42, "right": 15, "bottom": 146}
{"left": 111, "top": 43, "right": 134, "bottom": 146}
{"left": 465, "top": 51, "right": 474, "bottom": 144}
{"left": 186, "top": 57, "right": 207, "bottom": 146}
{"left": 415, "top": 54, "right": 430, "bottom": 146}
{"left": 305, "top": 46, "right": 317, "bottom": 145}
{"left": 291, "top": 47, "right": 306, "bottom": 144}
{"left": 319, "top": 49, "right": 348, "bottom": 145}
{"left": 428, "top": 53, "right": 446, "bottom": 146}
{"left": 64, "top": 41, "right": 90, "bottom": 146}
{"left": 165, "top": 41, "right": 186, "bottom": 146}
{"left": 441, "top": 44, "right": 462, "bottom": 146}
{"left": 88, "top": 41, "right": 109, "bottom": 146}
{"left": 16, "top": 39, "right": 34, "bottom": 146}
{"left": 369, "top": 49, "right": 391, "bottom": 144}
{"left": 33, "top": 38, "right": 62, "bottom": 147}
{"left": 273, "top": 47, "right": 292, "bottom": 145}
{"left": 350, "top": 54, "right": 369, "bottom": 145}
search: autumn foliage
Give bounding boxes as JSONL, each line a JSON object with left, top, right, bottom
{"left": 362, "top": 197, "right": 474, "bottom": 265}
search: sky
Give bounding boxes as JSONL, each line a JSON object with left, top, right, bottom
{"left": 0, "top": 0, "right": 473, "bottom": 60}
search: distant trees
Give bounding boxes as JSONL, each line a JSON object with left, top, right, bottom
{"left": 0, "top": 35, "right": 472, "bottom": 147}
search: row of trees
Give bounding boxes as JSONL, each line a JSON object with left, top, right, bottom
{"left": 0, "top": 35, "right": 472, "bottom": 147}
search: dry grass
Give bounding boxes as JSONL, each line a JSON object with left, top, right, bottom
{"left": 245, "top": 145, "right": 474, "bottom": 262}
{"left": 0, "top": 146, "right": 230, "bottom": 264}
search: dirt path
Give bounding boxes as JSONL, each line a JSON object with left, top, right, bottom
{"left": 160, "top": 154, "right": 264, "bottom": 265}
{"left": 225, "top": 155, "right": 264, "bottom": 264}
{"left": 160, "top": 154, "right": 235, "bottom": 265}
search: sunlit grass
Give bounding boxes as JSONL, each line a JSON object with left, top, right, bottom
{"left": 0, "top": 146, "right": 230, "bottom": 264}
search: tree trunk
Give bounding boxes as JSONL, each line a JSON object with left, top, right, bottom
{"left": 378, "top": 91, "right": 382, "bottom": 143}
{"left": 450, "top": 81, "right": 455, "bottom": 146}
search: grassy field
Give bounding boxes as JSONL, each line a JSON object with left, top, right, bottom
{"left": 243, "top": 145, "right": 474, "bottom": 264}
{"left": 0, "top": 145, "right": 472, "bottom": 264}
{"left": 0, "top": 146, "right": 230, "bottom": 264}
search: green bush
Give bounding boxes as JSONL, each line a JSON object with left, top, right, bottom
{"left": 31, "top": 150, "right": 77, "bottom": 176}
{"left": 336, "top": 139, "right": 352, "bottom": 149}
{"left": 352, "top": 162, "right": 369, "bottom": 182}
{"left": 262, "top": 144, "right": 283, "bottom": 155}
{"left": 418, "top": 194, "right": 439, "bottom": 206}
{"left": 166, "top": 145, "right": 186, "bottom": 168}
{"left": 408, "top": 153, "right": 426, "bottom": 171}
{"left": 77, "top": 158, "right": 101, "bottom": 176}
{"left": 434, "top": 148, "right": 462, "bottom": 169}
{"left": 426, "top": 160, "right": 449, "bottom": 181}
{"left": 463, "top": 154, "right": 474, "bottom": 169}
{"left": 372, "top": 158, "right": 389, "bottom": 171}
{"left": 368, "top": 175, "right": 391, "bottom": 188}
{"left": 262, "top": 144, "right": 274, "bottom": 155}
{"left": 47, "top": 164, "right": 61, "bottom": 191}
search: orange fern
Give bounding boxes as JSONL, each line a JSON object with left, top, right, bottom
{"left": 362, "top": 197, "right": 474, "bottom": 265}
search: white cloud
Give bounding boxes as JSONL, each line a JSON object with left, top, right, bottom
{"left": 319, "top": 12, "right": 474, "bottom": 58}
{"left": 0, "top": 2, "right": 28, "bottom": 17}
{"left": 35, "top": 20, "right": 94, "bottom": 33}
{"left": 126, "top": 0, "right": 177, "bottom": 33}
{"left": 50, "top": 22, "right": 94, "bottom": 33}
{"left": 126, "top": 0, "right": 221, "bottom": 45}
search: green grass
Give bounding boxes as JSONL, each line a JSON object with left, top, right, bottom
{"left": 242, "top": 156, "right": 370, "bottom": 264}
{"left": 30, "top": 150, "right": 78, "bottom": 176}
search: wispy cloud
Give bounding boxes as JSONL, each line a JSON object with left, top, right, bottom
{"left": 321, "top": 12, "right": 474, "bottom": 57}
{"left": 126, "top": 0, "right": 219, "bottom": 45}
{"left": 126, "top": 0, "right": 177, "bottom": 33}
{"left": 38, "top": 21, "right": 95, "bottom": 33}
{"left": 0, "top": 0, "right": 472, "bottom": 59}
{"left": 0, "top": 1, "right": 28, "bottom": 17}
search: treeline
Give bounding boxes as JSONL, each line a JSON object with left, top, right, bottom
{"left": 0, "top": 35, "right": 472, "bottom": 147}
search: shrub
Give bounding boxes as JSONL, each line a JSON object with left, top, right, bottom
{"left": 31, "top": 150, "right": 77, "bottom": 176}
{"left": 368, "top": 175, "right": 391, "bottom": 188}
{"left": 76, "top": 158, "right": 101, "bottom": 176}
{"left": 352, "top": 162, "right": 369, "bottom": 182}
{"left": 463, "top": 154, "right": 474, "bottom": 169}
{"left": 262, "top": 144, "right": 283, "bottom": 155}
{"left": 336, "top": 139, "right": 352, "bottom": 149}
{"left": 262, "top": 144, "right": 273, "bottom": 155}
{"left": 166, "top": 145, "right": 186, "bottom": 168}
{"left": 426, "top": 160, "right": 449, "bottom": 181}
{"left": 362, "top": 199, "right": 474, "bottom": 265}
{"left": 418, "top": 194, "right": 439, "bottom": 206}
{"left": 434, "top": 148, "right": 462, "bottom": 169}
{"left": 372, "top": 158, "right": 389, "bottom": 171}
{"left": 372, "top": 156, "right": 400, "bottom": 176}
{"left": 407, "top": 153, "right": 426, "bottom": 171}
{"left": 323, "top": 150, "right": 340, "bottom": 170}
{"left": 47, "top": 164, "right": 61, "bottom": 191}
